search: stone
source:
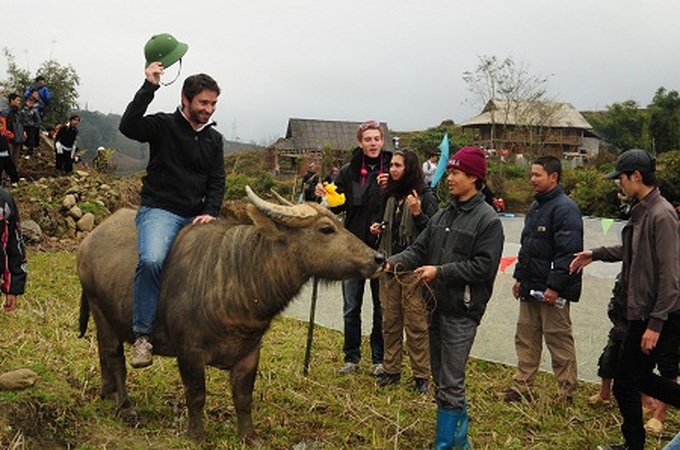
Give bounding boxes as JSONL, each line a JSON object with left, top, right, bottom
{"left": 68, "top": 205, "right": 83, "bottom": 220}
{"left": 21, "top": 219, "right": 42, "bottom": 244}
{"left": 77, "top": 213, "right": 95, "bottom": 232}
{"left": 62, "top": 194, "right": 77, "bottom": 209}
{"left": 0, "top": 368, "right": 39, "bottom": 391}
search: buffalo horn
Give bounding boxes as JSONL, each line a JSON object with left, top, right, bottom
{"left": 245, "top": 186, "right": 318, "bottom": 225}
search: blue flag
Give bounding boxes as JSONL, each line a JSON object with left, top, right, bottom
{"left": 430, "top": 133, "right": 450, "bottom": 188}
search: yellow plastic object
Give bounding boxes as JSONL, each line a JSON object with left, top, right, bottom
{"left": 324, "top": 183, "right": 346, "bottom": 207}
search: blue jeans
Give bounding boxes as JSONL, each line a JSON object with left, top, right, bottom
{"left": 342, "top": 278, "right": 383, "bottom": 364}
{"left": 132, "top": 206, "right": 192, "bottom": 335}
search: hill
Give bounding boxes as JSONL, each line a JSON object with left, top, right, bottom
{"left": 75, "top": 110, "right": 266, "bottom": 172}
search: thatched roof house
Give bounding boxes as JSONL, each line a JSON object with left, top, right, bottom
{"left": 460, "top": 100, "right": 596, "bottom": 156}
{"left": 268, "top": 118, "right": 395, "bottom": 174}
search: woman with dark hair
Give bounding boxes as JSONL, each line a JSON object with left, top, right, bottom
{"left": 370, "top": 149, "right": 438, "bottom": 393}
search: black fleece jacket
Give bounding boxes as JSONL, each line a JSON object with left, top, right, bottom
{"left": 332, "top": 147, "right": 391, "bottom": 247}
{"left": 119, "top": 80, "right": 225, "bottom": 218}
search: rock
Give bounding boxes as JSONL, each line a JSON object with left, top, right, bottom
{"left": 77, "top": 213, "right": 95, "bottom": 232}
{"left": 65, "top": 216, "right": 77, "bottom": 233}
{"left": 68, "top": 205, "right": 83, "bottom": 220}
{"left": 21, "top": 219, "right": 43, "bottom": 243}
{"left": 0, "top": 368, "right": 39, "bottom": 391}
{"left": 62, "top": 194, "right": 77, "bottom": 209}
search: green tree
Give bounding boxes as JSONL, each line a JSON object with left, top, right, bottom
{"left": 586, "top": 100, "right": 650, "bottom": 151}
{"left": 1, "top": 48, "right": 80, "bottom": 127}
{"left": 649, "top": 87, "right": 680, "bottom": 154}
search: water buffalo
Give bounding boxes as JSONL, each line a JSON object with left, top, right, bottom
{"left": 77, "top": 186, "right": 384, "bottom": 443}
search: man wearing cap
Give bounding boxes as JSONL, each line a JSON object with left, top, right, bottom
{"left": 503, "top": 155, "right": 583, "bottom": 404}
{"left": 119, "top": 40, "right": 225, "bottom": 369}
{"left": 571, "top": 149, "right": 680, "bottom": 450}
{"left": 386, "top": 146, "right": 504, "bottom": 449}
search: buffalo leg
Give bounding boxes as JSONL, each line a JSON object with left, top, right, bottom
{"left": 230, "top": 342, "right": 262, "bottom": 444}
{"left": 92, "top": 308, "right": 137, "bottom": 423}
{"left": 177, "top": 356, "right": 207, "bottom": 441}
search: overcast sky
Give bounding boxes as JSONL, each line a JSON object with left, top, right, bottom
{"left": 3, "top": 0, "right": 679, "bottom": 145}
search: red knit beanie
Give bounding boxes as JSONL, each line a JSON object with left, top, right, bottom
{"left": 447, "top": 146, "right": 487, "bottom": 181}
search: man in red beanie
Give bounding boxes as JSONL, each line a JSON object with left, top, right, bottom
{"left": 386, "top": 146, "right": 505, "bottom": 449}
{"left": 503, "top": 155, "right": 583, "bottom": 404}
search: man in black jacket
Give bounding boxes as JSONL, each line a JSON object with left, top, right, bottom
{"left": 503, "top": 155, "right": 583, "bottom": 403}
{"left": 316, "top": 120, "right": 391, "bottom": 376}
{"left": 119, "top": 61, "right": 225, "bottom": 368}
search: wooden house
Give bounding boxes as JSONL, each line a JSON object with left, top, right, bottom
{"left": 460, "top": 100, "right": 595, "bottom": 157}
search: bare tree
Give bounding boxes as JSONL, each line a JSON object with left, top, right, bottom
{"left": 463, "top": 55, "right": 557, "bottom": 152}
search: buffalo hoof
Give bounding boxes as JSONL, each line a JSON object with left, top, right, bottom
{"left": 187, "top": 425, "right": 206, "bottom": 442}
{"left": 115, "top": 403, "right": 139, "bottom": 426}
{"left": 243, "top": 434, "right": 264, "bottom": 447}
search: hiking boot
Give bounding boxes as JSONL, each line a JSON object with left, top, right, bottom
{"left": 369, "top": 363, "right": 385, "bottom": 376}
{"left": 413, "top": 378, "right": 430, "bottom": 394}
{"left": 596, "top": 445, "right": 628, "bottom": 450}
{"left": 501, "top": 388, "right": 527, "bottom": 403}
{"left": 377, "top": 372, "right": 401, "bottom": 387}
{"left": 131, "top": 335, "right": 153, "bottom": 368}
{"left": 338, "top": 362, "right": 360, "bottom": 375}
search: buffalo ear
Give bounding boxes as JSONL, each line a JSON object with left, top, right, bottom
{"left": 246, "top": 204, "right": 286, "bottom": 240}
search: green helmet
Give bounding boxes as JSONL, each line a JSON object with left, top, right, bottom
{"left": 144, "top": 33, "right": 188, "bottom": 68}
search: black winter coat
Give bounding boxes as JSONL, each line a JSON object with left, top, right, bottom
{"left": 513, "top": 185, "right": 583, "bottom": 302}
{"left": 332, "top": 147, "right": 391, "bottom": 247}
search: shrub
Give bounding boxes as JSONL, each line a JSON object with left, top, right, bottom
{"left": 658, "top": 150, "right": 680, "bottom": 192}
{"left": 569, "top": 167, "right": 620, "bottom": 217}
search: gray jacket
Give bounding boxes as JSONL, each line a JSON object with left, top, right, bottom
{"left": 389, "top": 192, "right": 504, "bottom": 323}
{"left": 591, "top": 188, "right": 680, "bottom": 332}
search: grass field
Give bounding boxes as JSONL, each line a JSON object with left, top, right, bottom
{"left": 0, "top": 250, "right": 677, "bottom": 449}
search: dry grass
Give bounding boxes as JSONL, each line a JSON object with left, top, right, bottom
{"left": 0, "top": 250, "right": 678, "bottom": 449}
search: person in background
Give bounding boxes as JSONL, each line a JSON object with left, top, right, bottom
{"left": 20, "top": 96, "right": 41, "bottom": 159}
{"left": 0, "top": 114, "right": 20, "bottom": 187}
{"left": 325, "top": 166, "right": 339, "bottom": 184}
{"left": 54, "top": 115, "right": 80, "bottom": 175}
{"left": 301, "top": 161, "right": 320, "bottom": 202}
{"left": 422, "top": 150, "right": 439, "bottom": 185}
{"left": 23, "top": 75, "right": 52, "bottom": 119}
{"left": 315, "top": 120, "right": 391, "bottom": 376}
{"left": 119, "top": 61, "right": 225, "bottom": 369}
{"left": 571, "top": 149, "right": 680, "bottom": 450}
{"left": 1, "top": 93, "right": 24, "bottom": 167}
{"left": 502, "top": 155, "right": 583, "bottom": 405}
{"left": 370, "top": 149, "right": 438, "bottom": 394}
{"left": 387, "top": 146, "right": 504, "bottom": 449}
{"left": 0, "top": 187, "right": 27, "bottom": 312}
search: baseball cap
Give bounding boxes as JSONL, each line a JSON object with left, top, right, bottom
{"left": 604, "top": 149, "right": 656, "bottom": 179}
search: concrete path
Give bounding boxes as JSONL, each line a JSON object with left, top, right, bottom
{"left": 282, "top": 216, "right": 625, "bottom": 383}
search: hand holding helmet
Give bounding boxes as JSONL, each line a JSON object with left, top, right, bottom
{"left": 145, "top": 62, "right": 164, "bottom": 85}
{"left": 143, "top": 33, "right": 188, "bottom": 86}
